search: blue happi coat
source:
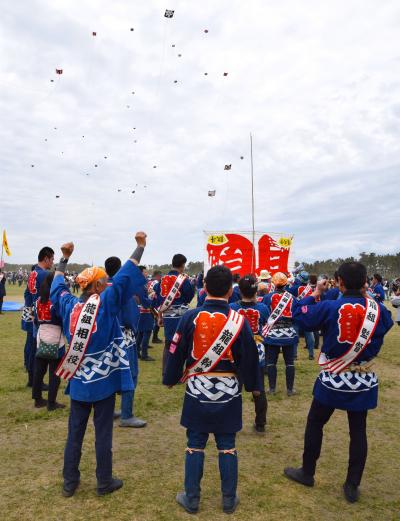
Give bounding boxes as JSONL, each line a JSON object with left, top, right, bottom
{"left": 262, "top": 289, "right": 298, "bottom": 346}
{"left": 137, "top": 283, "right": 156, "bottom": 333}
{"left": 163, "top": 298, "right": 261, "bottom": 433}
{"left": 155, "top": 270, "right": 195, "bottom": 341}
{"left": 230, "top": 300, "right": 270, "bottom": 367}
{"left": 294, "top": 291, "right": 393, "bottom": 411}
{"left": 21, "top": 265, "right": 49, "bottom": 333}
{"left": 50, "top": 261, "right": 146, "bottom": 402}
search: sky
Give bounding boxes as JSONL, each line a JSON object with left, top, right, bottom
{"left": 1, "top": 0, "right": 399, "bottom": 267}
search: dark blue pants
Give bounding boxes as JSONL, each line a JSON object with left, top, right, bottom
{"left": 302, "top": 399, "right": 368, "bottom": 486}
{"left": 185, "top": 430, "right": 237, "bottom": 502}
{"left": 63, "top": 393, "right": 116, "bottom": 488}
{"left": 266, "top": 344, "right": 295, "bottom": 391}
{"left": 24, "top": 330, "right": 34, "bottom": 372}
{"left": 27, "top": 334, "right": 37, "bottom": 385}
{"left": 136, "top": 330, "right": 151, "bottom": 359}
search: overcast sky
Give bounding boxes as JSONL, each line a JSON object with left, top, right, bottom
{"left": 1, "top": 0, "right": 399, "bottom": 267}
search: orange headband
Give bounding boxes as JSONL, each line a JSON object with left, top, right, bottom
{"left": 76, "top": 266, "right": 107, "bottom": 289}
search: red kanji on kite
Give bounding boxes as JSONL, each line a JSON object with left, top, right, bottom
{"left": 56, "top": 69, "right": 63, "bottom": 74}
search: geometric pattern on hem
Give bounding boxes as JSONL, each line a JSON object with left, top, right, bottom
{"left": 319, "top": 370, "right": 378, "bottom": 392}
{"left": 186, "top": 375, "right": 240, "bottom": 403}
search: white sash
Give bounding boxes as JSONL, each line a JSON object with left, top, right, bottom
{"left": 318, "top": 298, "right": 380, "bottom": 374}
{"left": 181, "top": 309, "right": 244, "bottom": 382}
{"left": 298, "top": 284, "right": 312, "bottom": 300}
{"left": 56, "top": 294, "right": 100, "bottom": 380}
{"left": 159, "top": 273, "right": 187, "bottom": 314}
{"left": 262, "top": 291, "right": 293, "bottom": 336}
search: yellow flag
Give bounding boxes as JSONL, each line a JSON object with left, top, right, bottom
{"left": 2, "top": 230, "right": 11, "bottom": 256}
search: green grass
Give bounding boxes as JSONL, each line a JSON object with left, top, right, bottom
{"left": 0, "top": 300, "right": 399, "bottom": 521}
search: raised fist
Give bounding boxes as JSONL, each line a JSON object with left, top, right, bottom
{"left": 61, "top": 242, "right": 74, "bottom": 259}
{"left": 135, "top": 231, "right": 147, "bottom": 248}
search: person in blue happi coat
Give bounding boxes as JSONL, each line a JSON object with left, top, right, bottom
{"left": 284, "top": 262, "right": 393, "bottom": 503}
{"left": 51, "top": 232, "right": 147, "bottom": 497}
{"left": 105, "top": 256, "right": 146, "bottom": 429}
{"left": 163, "top": 265, "right": 261, "bottom": 514}
{"left": 230, "top": 274, "right": 270, "bottom": 432}
{"left": 154, "top": 253, "right": 194, "bottom": 375}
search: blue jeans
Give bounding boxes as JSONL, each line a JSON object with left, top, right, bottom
{"left": 121, "top": 345, "right": 137, "bottom": 419}
{"left": 185, "top": 430, "right": 237, "bottom": 502}
{"left": 137, "top": 330, "right": 151, "bottom": 359}
{"left": 63, "top": 393, "right": 115, "bottom": 488}
{"left": 294, "top": 325, "right": 315, "bottom": 358}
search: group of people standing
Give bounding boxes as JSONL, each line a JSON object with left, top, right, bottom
{"left": 14, "top": 234, "right": 395, "bottom": 513}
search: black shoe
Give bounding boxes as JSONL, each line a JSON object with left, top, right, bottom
{"left": 48, "top": 402, "right": 66, "bottom": 411}
{"left": 284, "top": 467, "right": 314, "bottom": 487}
{"left": 287, "top": 389, "right": 297, "bottom": 397}
{"left": 62, "top": 482, "right": 79, "bottom": 497}
{"left": 141, "top": 356, "right": 155, "bottom": 361}
{"left": 222, "top": 495, "right": 240, "bottom": 514}
{"left": 176, "top": 491, "right": 199, "bottom": 514}
{"left": 152, "top": 337, "right": 163, "bottom": 344}
{"left": 34, "top": 398, "right": 48, "bottom": 408}
{"left": 42, "top": 383, "right": 49, "bottom": 391}
{"left": 308, "top": 355, "right": 314, "bottom": 360}
{"left": 96, "top": 477, "right": 123, "bottom": 496}
{"left": 254, "top": 424, "right": 266, "bottom": 434}
{"left": 343, "top": 482, "right": 360, "bottom": 503}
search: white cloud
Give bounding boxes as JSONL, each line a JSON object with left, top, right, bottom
{"left": 1, "top": 0, "right": 399, "bottom": 266}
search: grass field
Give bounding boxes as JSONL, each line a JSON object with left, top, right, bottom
{"left": 0, "top": 286, "right": 399, "bottom": 521}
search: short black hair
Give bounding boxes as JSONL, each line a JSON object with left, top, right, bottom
{"left": 105, "top": 256, "right": 122, "bottom": 277}
{"left": 337, "top": 262, "right": 367, "bottom": 290}
{"left": 205, "top": 266, "right": 232, "bottom": 297}
{"left": 309, "top": 274, "right": 317, "bottom": 285}
{"left": 373, "top": 273, "right": 382, "bottom": 284}
{"left": 238, "top": 274, "right": 257, "bottom": 298}
{"left": 38, "top": 247, "right": 54, "bottom": 262}
{"left": 172, "top": 254, "right": 187, "bottom": 268}
{"left": 138, "top": 265, "right": 147, "bottom": 273}
{"left": 334, "top": 270, "right": 339, "bottom": 282}
{"left": 232, "top": 274, "right": 241, "bottom": 283}
{"left": 39, "top": 272, "right": 55, "bottom": 303}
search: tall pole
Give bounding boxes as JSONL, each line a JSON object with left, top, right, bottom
{"left": 0, "top": 231, "right": 4, "bottom": 270}
{"left": 250, "top": 133, "right": 255, "bottom": 272}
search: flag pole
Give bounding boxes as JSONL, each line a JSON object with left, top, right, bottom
{"left": 250, "top": 133, "right": 256, "bottom": 272}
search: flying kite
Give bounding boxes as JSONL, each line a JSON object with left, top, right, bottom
{"left": 164, "top": 9, "right": 174, "bottom": 18}
{"left": 92, "top": 32, "right": 96, "bottom": 36}
{"left": 223, "top": 72, "right": 228, "bottom": 76}
{"left": 208, "top": 190, "right": 216, "bottom": 197}
{"left": 130, "top": 28, "right": 134, "bottom": 31}
{"left": 56, "top": 195, "right": 60, "bottom": 198}
{"left": 174, "top": 80, "right": 178, "bottom": 83}
{"left": 94, "top": 164, "right": 98, "bottom": 167}
{"left": 224, "top": 164, "right": 232, "bottom": 170}
{"left": 153, "top": 165, "right": 157, "bottom": 169}
{"left": 204, "top": 72, "right": 208, "bottom": 75}
{"left": 240, "top": 156, "right": 244, "bottom": 160}
{"left": 50, "top": 79, "right": 54, "bottom": 82}
{"left": 178, "top": 54, "right": 182, "bottom": 57}
{"left": 131, "top": 190, "right": 135, "bottom": 194}
{"left": 56, "top": 69, "right": 63, "bottom": 74}
{"left": 117, "top": 189, "right": 122, "bottom": 192}
{"left": 172, "top": 44, "right": 175, "bottom": 47}
{"left": 204, "top": 29, "right": 209, "bottom": 33}
{"left": 31, "top": 164, "right": 34, "bottom": 167}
